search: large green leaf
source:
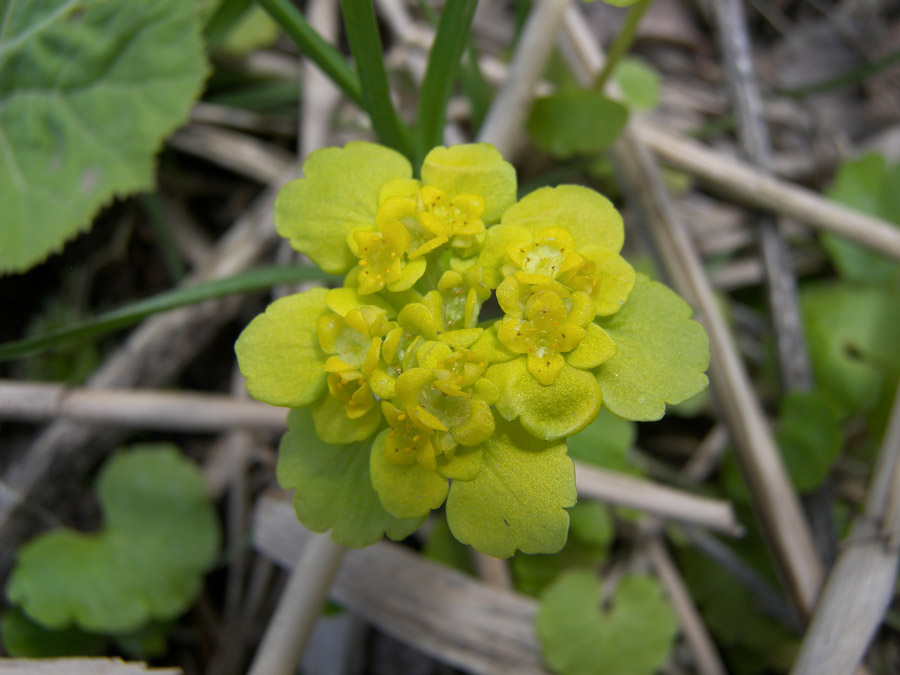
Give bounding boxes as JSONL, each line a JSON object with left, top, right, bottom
{"left": 0, "top": 0, "right": 208, "bottom": 273}
{"left": 277, "top": 408, "right": 423, "bottom": 547}
{"left": 595, "top": 274, "right": 710, "bottom": 420}
{"left": 445, "top": 418, "right": 576, "bottom": 558}
{"left": 536, "top": 570, "right": 678, "bottom": 675}
{"left": 6, "top": 446, "right": 219, "bottom": 634}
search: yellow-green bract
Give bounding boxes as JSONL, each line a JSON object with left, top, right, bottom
{"left": 235, "top": 142, "right": 710, "bottom": 557}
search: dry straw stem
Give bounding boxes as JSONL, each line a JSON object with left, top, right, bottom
{"left": 574, "top": 460, "right": 742, "bottom": 536}
{"left": 0, "top": 380, "right": 287, "bottom": 431}
{"left": 0, "top": 661, "right": 180, "bottom": 675}
{"left": 556, "top": 6, "right": 824, "bottom": 615}
{"left": 253, "top": 492, "right": 549, "bottom": 675}
{"left": 643, "top": 533, "right": 727, "bottom": 675}
{"left": 711, "top": 0, "right": 814, "bottom": 394}
{"left": 247, "top": 533, "right": 347, "bottom": 675}
{"left": 632, "top": 121, "right": 900, "bottom": 260}
{"left": 613, "top": 131, "right": 824, "bottom": 616}
{"left": 168, "top": 123, "right": 294, "bottom": 183}
{"left": 791, "top": 384, "right": 900, "bottom": 675}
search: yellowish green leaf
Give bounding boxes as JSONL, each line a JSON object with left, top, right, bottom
{"left": 445, "top": 418, "right": 576, "bottom": 558}
{"left": 277, "top": 408, "right": 423, "bottom": 547}
{"left": 595, "top": 275, "right": 709, "bottom": 420}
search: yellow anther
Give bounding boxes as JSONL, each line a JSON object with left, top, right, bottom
{"left": 398, "top": 413, "right": 407, "bottom": 421}
{"left": 412, "top": 435, "right": 421, "bottom": 443}
{"left": 358, "top": 260, "right": 367, "bottom": 267}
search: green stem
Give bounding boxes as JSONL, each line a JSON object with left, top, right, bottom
{"left": 593, "top": 0, "right": 655, "bottom": 92}
{"left": 256, "top": 0, "right": 362, "bottom": 105}
{"left": 340, "top": 0, "right": 415, "bottom": 162}
{"left": 415, "top": 0, "right": 479, "bottom": 156}
{"left": 0, "top": 266, "right": 339, "bottom": 362}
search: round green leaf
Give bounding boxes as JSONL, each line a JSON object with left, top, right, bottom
{"left": 274, "top": 142, "right": 412, "bottom": 274}
{"left": 445, "top": 418, "right": 576, "bottom": 558}
{"left": 235, "top": 288, "right": 330, "bottom": 408}
{"left": 277, "top": 408, "right": 423, "bottom": 547}
{"left": 595, "top": 274, "right": 710, "bottom": 421}
{"left": 801, "top": 281, "right": 900, "bottom": 418}
{"left": 6, "top": 445, "right": 219, "bottom": 634}
{"left": 537, "top": 570, "right": 678, "bottom": 675}
{"left": 0, "top": 0, "right": 208, "bottom": 273}
{"left": 527, "top": 92, "right": 629, "bottom": 159}
{"left": 613, "top": 57, "right": 661, "bottom": 110}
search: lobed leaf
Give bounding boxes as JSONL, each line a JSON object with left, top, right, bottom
{"left": 536, "top": 570, "right": 678, "bottom": 675}
{"left": 6, "top": 446, "right": 219, "bottom": 634}
{"left": 274, "top": 142, "right": 412, "bottom": 273}
{"left": 595, "top": 274, "right": 709, "bottom": 421}
{"left": 277, "top": 408, "right": 423, "bottom": 547}
{"left": 445, "top": 418, "right": 576, "bottom": 558}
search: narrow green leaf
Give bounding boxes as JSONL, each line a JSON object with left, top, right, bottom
{"left": 460, "top": 44, "right": 492, "bottom": 133}
{"left": 415, "top": 0, "right": 479, "bottom": 155}
{"left": 256, "top": 0, "right": 362, "bottom": 105}
{"left": 0, "top": 265, "right": 339, "bottom": 362}
{"left": 340, "top": 0, "right": 415, "bottom": 162}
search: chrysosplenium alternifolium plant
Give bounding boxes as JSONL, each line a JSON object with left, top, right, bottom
{"left": 236, "top": 143, "right": 710, "bottom": 557}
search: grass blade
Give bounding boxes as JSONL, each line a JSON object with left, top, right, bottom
{"left": 0, "top": 266, "right": 339, "bottom": 362}
{"left": 256, "top": 0, "right": 362, "bottom": 105}
{"left": 340, "top": 0, "right": 415, "bottom": 162}
{"left": 415, "top": 0, "right": 479, "bottom": 155}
